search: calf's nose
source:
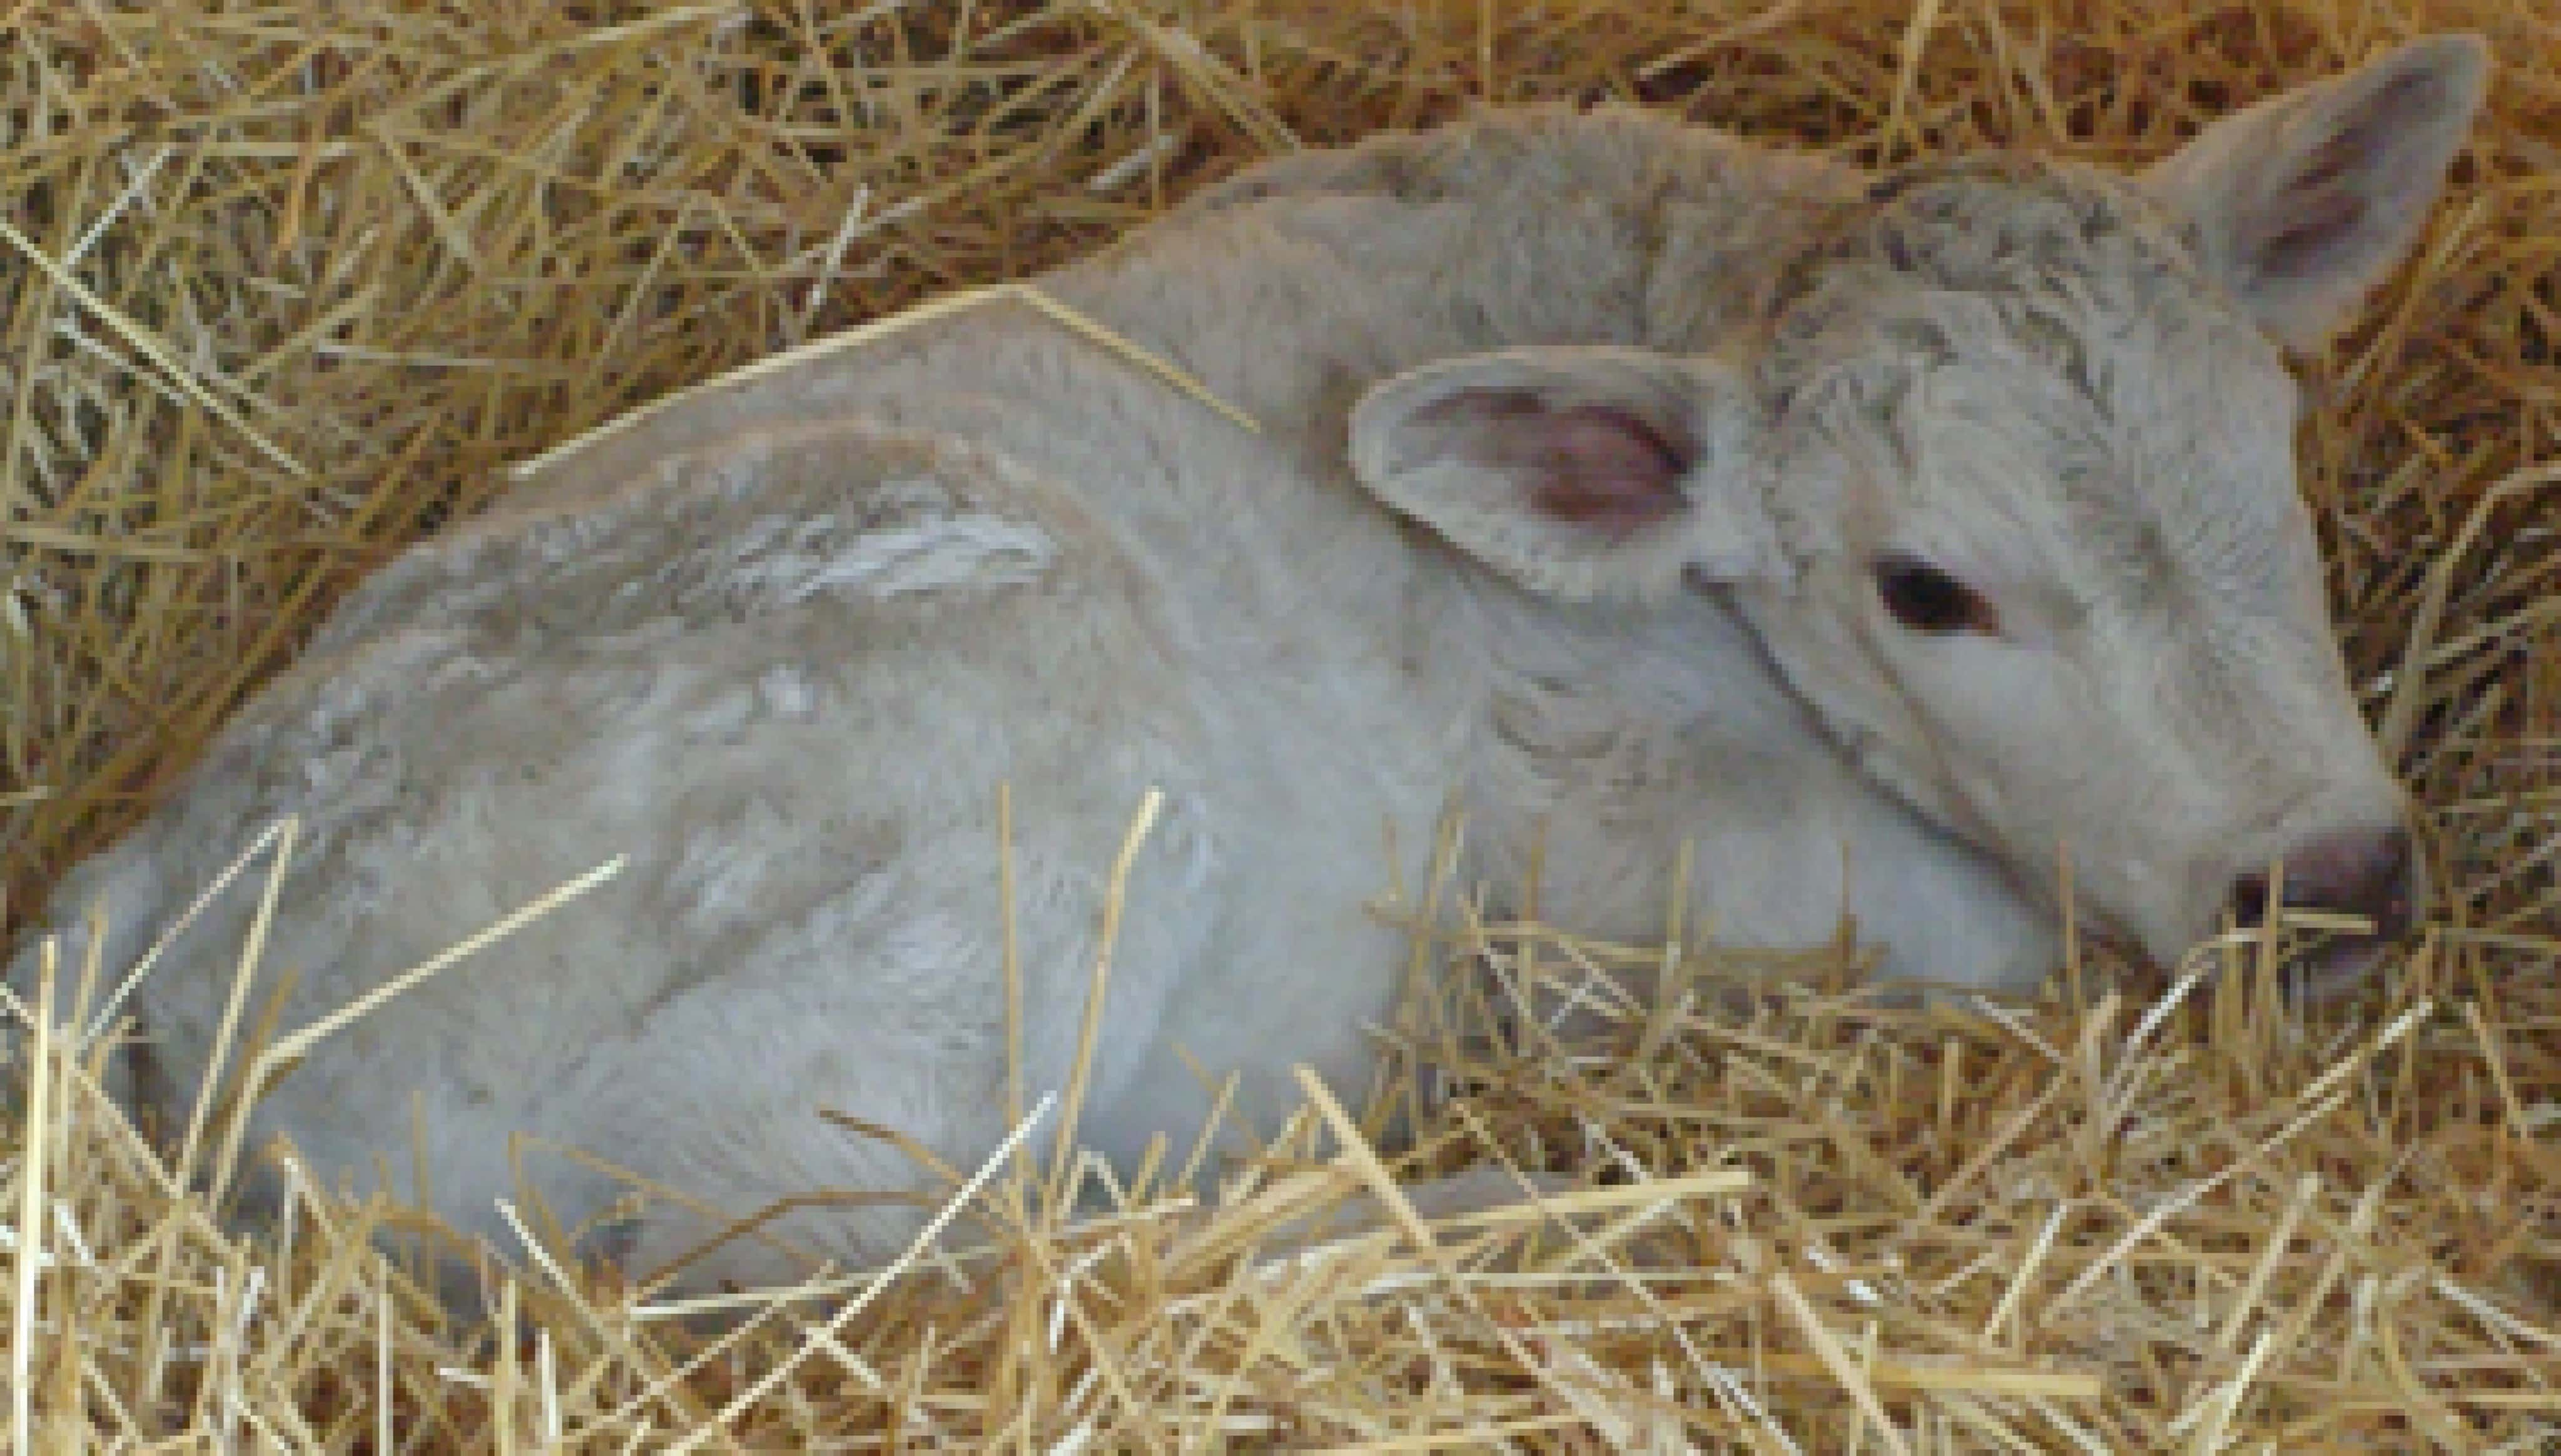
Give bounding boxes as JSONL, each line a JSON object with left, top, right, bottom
{"left": 2229, "top": 825, "right": 2418, "bottom": 941}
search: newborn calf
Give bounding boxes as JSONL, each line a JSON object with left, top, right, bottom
{"left": 12, "top": 38, "right": 2483, "bottom": 1292}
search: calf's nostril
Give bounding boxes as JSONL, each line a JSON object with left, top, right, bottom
{"left": 2229, "top": 871, "right": 2270, "bottom": 929}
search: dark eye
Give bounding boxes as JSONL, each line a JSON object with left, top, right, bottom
{"left": 1874, "top": 554, "right": 1998, "bottom": 635}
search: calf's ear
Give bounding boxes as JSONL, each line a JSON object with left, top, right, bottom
{"left": 2142, "top": 34, "right": 2488, "bottom": 352}
{"left": 1347, "top": 346, "right": 1783, "bottom": 603}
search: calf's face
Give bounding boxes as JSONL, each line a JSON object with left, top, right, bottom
{"left": 1349, "top": 36, "right": 2486, "bottom": 994}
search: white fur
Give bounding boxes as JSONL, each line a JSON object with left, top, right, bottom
{"left": 10, "top": 39, "right": 2483, "bottom": 1293}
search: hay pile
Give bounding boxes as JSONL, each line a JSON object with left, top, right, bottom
{"left": 4, "top": 0, "right": 2558, "bottom": 1447}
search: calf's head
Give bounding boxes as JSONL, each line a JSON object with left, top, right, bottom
{"left": 1349, "top": 37, "right": 2487, "bottom": 995}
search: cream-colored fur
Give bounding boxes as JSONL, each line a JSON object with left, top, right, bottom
{"left": 11, "top": 37, "right": 2485, "bottom": 1294}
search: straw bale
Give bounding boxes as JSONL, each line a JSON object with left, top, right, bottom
{"left": 3, "top": 0, "right": 2558, "bottom": 1447}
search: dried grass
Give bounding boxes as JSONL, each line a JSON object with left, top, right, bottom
{"left": 4, "top": 0, "right": 2558, "bottom": 1448}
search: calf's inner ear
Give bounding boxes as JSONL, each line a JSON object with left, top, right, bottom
{"left": 1347, "top": 345, "right": 1781, "bottom": 603}
{"left": 2141, "top": 34, "right": 2488, "bottom": 351}
{"left": 1425, "top": 393, "right": 1692, "bottom": 535}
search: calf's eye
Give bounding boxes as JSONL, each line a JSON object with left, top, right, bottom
{"left": 1873, "top": 554, "right": 1998, "bottom": 635}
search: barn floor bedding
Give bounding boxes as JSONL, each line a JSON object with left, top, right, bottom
{"left": 4, "top": 0, "right": 2559, "bottom": 1448}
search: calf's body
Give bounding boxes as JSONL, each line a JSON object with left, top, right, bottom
{"left": 13, "top": 39, "right": 2483, "bottom": 1292}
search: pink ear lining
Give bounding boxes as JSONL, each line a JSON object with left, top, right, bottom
{"left": 1524, "top": 409, "right": 1688, "bottom": 533}
{"left": 2254, "top": 190, "right": 2368, "bottom": 278}
{"left": 1420, "top": 390, "right": 1694, "bottom": 536}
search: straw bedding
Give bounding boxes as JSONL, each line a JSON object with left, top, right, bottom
{"left": 3, "top": 0, "right": 2558, "bottom": 1447}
